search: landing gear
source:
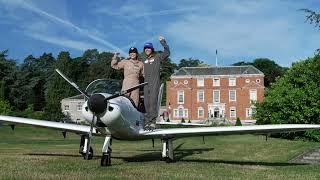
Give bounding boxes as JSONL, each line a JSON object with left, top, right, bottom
{"left": 162, "top": 138, "right": 174, "bottom": 163}
{"left": 79, "top": 134, "right": 94, "bottom": 160}
{"left": 101, "top": 152, "right": 111, "bottom": 166}
{"left": 101, "top": 136, "right": 112, "bottom": 166}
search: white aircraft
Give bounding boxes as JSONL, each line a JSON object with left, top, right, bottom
{"left": 0, "top": 69, "right": 320, "bottom": 166}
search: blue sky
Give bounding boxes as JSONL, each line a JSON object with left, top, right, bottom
{"left": 0, "top": 0, "right": 319, "bottom": 67}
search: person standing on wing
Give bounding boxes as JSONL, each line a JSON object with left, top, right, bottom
{"left": 140, "top": 36, "right": 170, "bottom": 130}
{"left": 111, "top": 47, "right": 144, "bottom": 107}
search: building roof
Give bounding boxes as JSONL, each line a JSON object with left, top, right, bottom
{"left": 62, "top": 94, "right": 85, "bottom": 101}
{"left": 172, "top": 65, "right": 264, "bottom": 77}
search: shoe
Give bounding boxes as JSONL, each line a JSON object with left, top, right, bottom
{"left": 144, "top": 123, "right": 156, "bottom": 131}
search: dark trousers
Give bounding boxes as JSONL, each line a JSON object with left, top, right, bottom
{"left": 144, "top": 84, "right": 160, "bottom": 125}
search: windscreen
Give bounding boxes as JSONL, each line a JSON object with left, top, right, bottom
{"left": 85, "top": 79, "right": 122, "bottom": 96}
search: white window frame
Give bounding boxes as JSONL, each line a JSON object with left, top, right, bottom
{"left": 174, "top": 109, "right": 178, "bottom": 117}
{"left": 229, "top": 78, "right": 236, "bottom": 86}
{"left": 197, "top": 90, "right": 204, "bottom": 102}
{"left": 250, "top": 89, "right": 257, "bottom": 102}
{"left": 64, "top": 105, "right": 69, "bottom": 111}
{"left": 230, "top": 107, "right": 236, "bottom": 118}
{"left": 229, "top": 90, "right": 236, "bottom": 102}
{"left": 184, "top": 109, "right": 188, "bottom": 118}
{"left": 198, "top": 107, "right": 204, "bottom": 118}
{"left": 246, "top": 108, "right": 251, "bottom": 118}
{"left": 197, "top": 78, "right": 204, "bottom": 87}
{"left": 213, "top": 78, "right": 220, "bottom": 86}
{"left": 173, "top": 108, "right": 188, "bottom": 118}
{"left": 213, "top": 90, "right": 220, "bottom": 103}
{"left": 246, "top": 107, "right": 257, "bottom": 118}
{"left": 77, "top": 103, "right": 82, "bottom": 111}
{"left": 177, "top": 91, "right": 184, "bottom": 104}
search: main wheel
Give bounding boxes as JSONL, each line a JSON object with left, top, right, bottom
{"left": 83, "top": 146, "right": 93, "bottom": 160}
{"left": 101, "top": 153, "right": 111, "bottom": 166}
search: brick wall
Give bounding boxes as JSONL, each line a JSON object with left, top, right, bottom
{"left": 166, "top": 75, "right": 264, "bottom": 121}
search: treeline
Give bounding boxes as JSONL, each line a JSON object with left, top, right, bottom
{"left": 0, "top": 49, "right": 285, "bottom": 121}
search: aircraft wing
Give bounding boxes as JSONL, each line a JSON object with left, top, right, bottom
{"left": 156, "top": 121, "right": 208, "bottom": 126}
{"left": 0, "top": 115, "right": 104, "bottom": 136}
{"left": 142, "top": 124, "right": 320, "bottom": 139}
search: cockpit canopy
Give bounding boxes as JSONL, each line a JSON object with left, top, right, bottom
{"left": 85, "top": 79, "right": 122, "bottom": 96}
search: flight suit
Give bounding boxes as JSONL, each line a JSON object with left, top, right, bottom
{"left": 140, "top": 40, "right": 170, "bottom": 127}
{"left": 111, "top": 57, "right": 144, "bottom": 107}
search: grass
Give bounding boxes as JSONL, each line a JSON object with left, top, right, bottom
{"left": 1, "top": 125, "right": 320, "bottom": 179}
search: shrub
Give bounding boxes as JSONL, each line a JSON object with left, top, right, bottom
{"left": 188, "top": 119, "right": 191, "bottom": 123}
{"left": 235, "top": 117, "right": 242, "bottom": 126}
{"left": 181, "top": 118, "right": 185, "bottom": 123}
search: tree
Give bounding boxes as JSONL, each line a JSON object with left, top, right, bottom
{"left": 252, "top": 58, "right": 287, "bottom": 87}
{"left": 255, "top": 55, "right": 320, "bottom": 141}
{"left": 301, "top": 9, "right": 320, "bottom": 28}
{"left": 235, "top": 117, "right": 242, "bottom": 126}
{"left": 45, "top": 52, "right": 76, "bottom": 121}
{"left": 178, "top": 58, "right": 203, "bottom": 69}
{"left": 301, "top": 9, "right": 320, "bottom": 54}
{"left": 0, "top": 50, "right": 18, "bottom": 108}
{"left": 160, "top": 57, "right": 177, "bottom": 105}
{"left": 0, "top": 100, "right": 12, "bottom": 115}
{"left": 232, "top": 58, "right": 287, "bottom": 87}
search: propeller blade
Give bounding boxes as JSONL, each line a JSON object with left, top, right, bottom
{"left": 55, "top": 69, "right": 90, "bottom": 99}
{"left": 104, "top": 82, "right": 148, "bottom": 101}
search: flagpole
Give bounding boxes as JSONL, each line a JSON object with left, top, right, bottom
{"left": 215, "top": 49, "right": 218, "bottom": 66}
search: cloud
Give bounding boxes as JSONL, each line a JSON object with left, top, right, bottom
{"left": 0, "top": 0, "right": 126, "bottom": 55}
{"left": 165, "top": 0, "right": 320, "bottom": 66}
{"left": 25, "top": 33, "right": 106, "bottom": 52}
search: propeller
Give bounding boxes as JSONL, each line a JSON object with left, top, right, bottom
{"left": 55, "top": 69, "right": 148, "bottom": 159}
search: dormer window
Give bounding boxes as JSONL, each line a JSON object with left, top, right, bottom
{"left": 229, "top": 78, "right": 236, "bottom": 86}
{"left": 197, "top": 78, "right": 204, "bottom": 87}
{"left": 213, "top": 78, "right": 220, "bottom": 86}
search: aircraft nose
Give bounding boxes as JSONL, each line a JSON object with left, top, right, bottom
{"left": 88, "top": 94, "right": 107, "bottom": 114}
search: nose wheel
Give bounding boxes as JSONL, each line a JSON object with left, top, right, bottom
{"left": 79, "top": 135, "right": 94, "bottom": 160}
{"left": 101, "top": 136, "right": 112, "bottom": 166}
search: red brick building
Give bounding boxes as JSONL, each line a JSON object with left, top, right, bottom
{"left": 166, "top": 66, "right": 265, "bottom": 121}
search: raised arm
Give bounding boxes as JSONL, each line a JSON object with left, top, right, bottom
{"left": 111, "top": 53, "right": 124, "bottom": 70}
{"left": 158, "top": 36, "right": 170, "bottom": 60}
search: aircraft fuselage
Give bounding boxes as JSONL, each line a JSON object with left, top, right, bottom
{"left": 82, "top": 93, "right": 145, "bottom": 140}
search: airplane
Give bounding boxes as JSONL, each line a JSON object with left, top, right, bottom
{"left": 1, "top": 69, "right": 320, "bottom": 166}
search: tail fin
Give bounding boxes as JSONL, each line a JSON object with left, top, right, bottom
{"left": 157, "top": 83, "right": 164, "bottom": 119}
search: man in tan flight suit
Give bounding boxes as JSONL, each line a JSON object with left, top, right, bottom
{"left": 111, "top": 47, "right": 144, "bottom": 107}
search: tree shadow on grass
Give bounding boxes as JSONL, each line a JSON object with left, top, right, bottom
{"left": 25, "top": 142, "right": 309, "bottom": 167}
{"left": 112, "top": 143, "right": 308, "bottom": 166}
{"left": 113, "top": 142, "right": 215, "bottom": 162}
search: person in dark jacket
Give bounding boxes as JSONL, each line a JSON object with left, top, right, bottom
{"left": 140, "top": 36, "right": 170, "bottom": 130}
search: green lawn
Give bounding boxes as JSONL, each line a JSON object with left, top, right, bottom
{"left": 0, "top": 125, "right": 320, "bottom": 179}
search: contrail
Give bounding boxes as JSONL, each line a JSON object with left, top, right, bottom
{"left": 26, "top": 33, "right": 107, "bottom": 52}
{"left": 0, "top": 0, "right": 126, "bottom": 55}
{"left": 125, "top": 7, "right": 200, "bottom": 19}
